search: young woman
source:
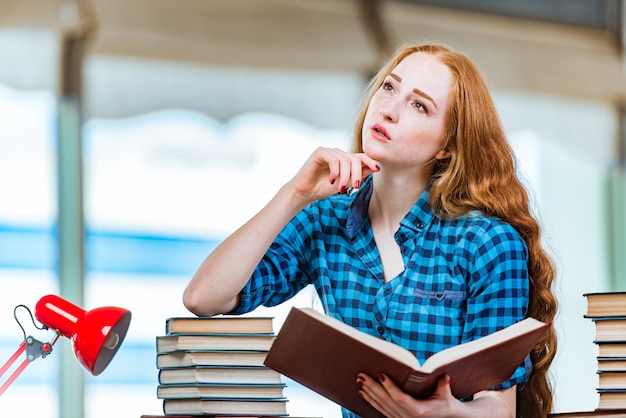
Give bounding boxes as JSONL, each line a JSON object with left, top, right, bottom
{"left": 183, "top": 43, "right": 558, "bottom": 418}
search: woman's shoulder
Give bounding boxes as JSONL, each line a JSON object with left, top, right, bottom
{"left": 291, "top": 193, "right": 355, "bottom": 230}
{"left": 442, "top": 211, "right": 523, "bottom": 243}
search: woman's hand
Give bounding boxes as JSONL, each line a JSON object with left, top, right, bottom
{"left": 356, "top": 373, "right": 516, "bottom": 418}
{"left": 287, "top": 147, "right": 379, "bottom": 203}
{"left": 357, "top": 373, "right": 457, "bottom": 418}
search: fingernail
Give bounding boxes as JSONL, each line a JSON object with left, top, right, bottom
{"left": 330, "top": 179, "right": 335, "bottom": 185}
{"left": 375, "top": 165, "right": 380, "bottom": 171}
{"left": 340, "top": 186, "right": 346, "bottom": 194}
{"left": 354, "top": 180, "right": 361, "bottom": 189}
{"left": 378, "top": 374, "right": 385, "bottom": 382}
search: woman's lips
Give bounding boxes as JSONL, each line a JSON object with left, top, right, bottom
{"left": 371, "top": 124, "right": 390, "bottom": 141}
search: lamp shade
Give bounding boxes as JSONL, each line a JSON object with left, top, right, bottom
{"left": 34, "top": 294, "right": 131, "bottom": 376}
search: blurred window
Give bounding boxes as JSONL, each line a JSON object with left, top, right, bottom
{"left": 0, "top": 85, "right": 59, "bottom": 417}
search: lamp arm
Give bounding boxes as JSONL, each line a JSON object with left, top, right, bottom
{"left": 0, "top": 335, "right": 56, "bottom": 397}
{"left": 0, "top": 341, "right": 28, "bottom": 397}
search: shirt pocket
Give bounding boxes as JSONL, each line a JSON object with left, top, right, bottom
{"left": 414, "top": 288, "right": 465, "bottom": 304}
{"left": 412, "top": 287, "right": 466, "bottom": 324}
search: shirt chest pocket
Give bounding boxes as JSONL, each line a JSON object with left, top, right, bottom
{"left": 414, "top": 288, "right": 465, "bottom": 308}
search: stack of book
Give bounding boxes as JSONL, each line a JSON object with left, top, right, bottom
{"left": 585, "top": 291, "right": 626, "bottom": 410}
{"left": 155, "top": 315, "right": 288, "bottom": 416}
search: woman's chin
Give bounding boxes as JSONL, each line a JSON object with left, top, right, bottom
{"left": 362, "top": 142, "right": 385, "bottom": 162}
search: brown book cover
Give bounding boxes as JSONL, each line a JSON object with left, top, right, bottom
{"left": 264, "top": 307, "right": 550, "bottom": 418}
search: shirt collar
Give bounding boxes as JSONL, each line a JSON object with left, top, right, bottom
{"left": 346, "top": 175, "right": 434, "bottom": 238}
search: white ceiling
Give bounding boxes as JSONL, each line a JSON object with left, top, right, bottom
{"left": 0, "top": 0, "right": 624, "bottom": 104}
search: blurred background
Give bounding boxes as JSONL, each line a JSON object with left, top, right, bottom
{"left": 0, "top": 0, "right": 624, "bottom": 417}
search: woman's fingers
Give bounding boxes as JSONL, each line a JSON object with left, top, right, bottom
{"left": 310, "top": 148, "right": 378, "bottom": 193}
{"left": 357, "top": 373, "right": 399, "bottom": 418}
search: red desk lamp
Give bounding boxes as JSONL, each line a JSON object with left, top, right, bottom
{"left": 0, "top": 294, "right": 132, "bottom": 396}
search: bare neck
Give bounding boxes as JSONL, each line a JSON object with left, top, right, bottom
{"left": 368, "top": 172, "right": 427, "bottom": 230}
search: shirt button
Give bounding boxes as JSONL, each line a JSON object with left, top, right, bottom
{"left": 384, "top": 288, "right": 392, "bottom": 295}
{"left": 377, "top": 325, "right": 385, "bottom": 335}
{"left": 416, "top": 222, "right": 425, "bottom": 229}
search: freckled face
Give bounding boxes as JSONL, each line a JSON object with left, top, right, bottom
{"left": 362, "top": 52, "right": 453, "bottom": 169}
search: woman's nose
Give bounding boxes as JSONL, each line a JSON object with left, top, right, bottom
{"left": 379, "top": 101, "right": 399, "bottom": 122}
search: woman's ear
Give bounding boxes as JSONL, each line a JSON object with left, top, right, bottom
{"left": 435, "top": 149, "right": 451, "bottom": 160}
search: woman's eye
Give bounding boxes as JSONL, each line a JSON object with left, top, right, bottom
{"left": 413, "top": 102, "right": 426, "bottom": 112}
{"left": 382, "top": 82, "right": 393, "bottom": 92}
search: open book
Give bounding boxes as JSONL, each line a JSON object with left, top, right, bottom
{"left": 264, "top": 307, "right": 550, "bottom": 418}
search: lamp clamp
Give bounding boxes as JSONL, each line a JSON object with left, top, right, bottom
{"left": 24, "top": 336, "right": 54, "bottom": 362}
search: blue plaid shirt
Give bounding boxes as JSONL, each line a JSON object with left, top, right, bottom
{"left": 233, "top": 175, "right": 531, "bottom": 417}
